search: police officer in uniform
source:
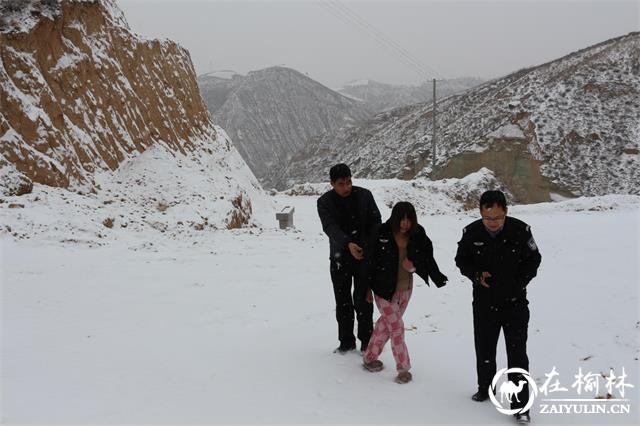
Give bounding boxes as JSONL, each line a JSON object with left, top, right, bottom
{"left": 455, "top": 190, "right": 541, "bottom": 424}
{"left": 317, "top": 164, "right": 382, "bottom": 354}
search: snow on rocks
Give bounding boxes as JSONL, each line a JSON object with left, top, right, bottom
{"left": 0, "top": 126, "right": 274, "bottom": 245}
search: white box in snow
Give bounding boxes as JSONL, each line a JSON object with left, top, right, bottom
{"left": 276, "top": 206, "right": 295, "bottom": 229}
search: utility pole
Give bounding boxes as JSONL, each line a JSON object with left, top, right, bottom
{"left": 432, "top": 78, "right": 437, "bottom": 168}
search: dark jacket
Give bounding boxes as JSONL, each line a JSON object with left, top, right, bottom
{"left": 455, "top": 216, "right": 542, "bottom": 305}
{"left": 365, "top": 221, "right": 448, "bottom": 301}
{"left": 317, "top": 186, "right": 382, "bottom": 260}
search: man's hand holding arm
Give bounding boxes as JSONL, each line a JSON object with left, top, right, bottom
{"left": 348, "top": 242, "right": 364, "bottom": 260}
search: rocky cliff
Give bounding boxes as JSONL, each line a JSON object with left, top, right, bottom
{"left": 0, "top": 0, "right": 270, "bottom": 230}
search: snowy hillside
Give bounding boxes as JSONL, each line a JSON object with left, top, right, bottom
{"left": 284, "top": 168, "right": 512, "bottom": 213}
{"left": 0, "top": 0, "right": 271, "bottom": 227}
{"left": 0, "top": 169, "right": 503, "bottom": 242}
{"left": 1, "top": 125, "right": 272, "bottom": 238}
{"left": 277, "top": 32, "right": 640, "bottom": 202}
{"left": 1, "top": 3, "right": 638, "bottom": 423}
{"left": 197, "top": 66, "right": 371, "bottom": 188}
{"left": 3, "top": 179, "right": 638, "bottom": 423}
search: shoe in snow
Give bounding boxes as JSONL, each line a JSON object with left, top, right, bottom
{"left": 395, "top": 371, "right": 412, "bottom": 384}
{"left": 333, "top": 343, "right": 356, "bottom": 354}
{"left": 472, "top": 389, "right": 489, "bottom": 402}
{"left": 363, "top": 360, "right": 384, "bottom": 372}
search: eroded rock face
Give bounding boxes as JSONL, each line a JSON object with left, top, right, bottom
{"left": 0, "top": 0, "right": 211, "bottom": 193}
{"left": 0, "top": 0, "right": 272, "bottom": 231}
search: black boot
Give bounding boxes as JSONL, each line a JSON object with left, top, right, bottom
{"left": 471, "top": 389, "right": 489, "bottom": 402}
{"left": 333, "top": 342, "right": 356, "bottom": 354}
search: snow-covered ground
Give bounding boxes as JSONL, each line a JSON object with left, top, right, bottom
{"left": 2, "top": 181, "right": 639, "bottom": 424}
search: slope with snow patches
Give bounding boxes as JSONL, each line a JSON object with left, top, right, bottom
{"left": 277, "top": 32, "right": 640, "bottom": 202}
{"left": 1, "top": 126, "right": 273, "bottom": 243}
{"left": 0, "top": 169, "right": 507, "bottom": 243}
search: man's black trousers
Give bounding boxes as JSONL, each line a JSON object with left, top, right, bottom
{"left": 330, "top": 258, "right": 373, "bottom": 348}
{"left": 473, "top": 298, "right": 530, "bottom": 411}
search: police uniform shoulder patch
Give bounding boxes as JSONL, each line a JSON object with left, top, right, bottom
{"left": 527, "top": 236, "right": 538, "bottom": 251}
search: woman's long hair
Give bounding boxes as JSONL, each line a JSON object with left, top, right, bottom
{"left": 389, "top": 201, "right": 418, "bottom": 235}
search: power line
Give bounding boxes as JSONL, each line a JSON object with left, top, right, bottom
{"left": 318, "top": 0, "right": 468, "bottom": 94}
{"left": 317, "top": 1, "right": 434, "bottom": 82}
{"left": 334, "top": 0, "right": 471, "bottom": 95}
{"left": 328, "top": 1, "right": 442, "bottom": 81}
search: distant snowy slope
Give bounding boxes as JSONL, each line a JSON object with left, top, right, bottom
{"left": 278, "top": 32, "right": 640, "bottom": 202}
{"left": 336, "top": 77, "right": 484, "bottom": 113}
{"left": 198, "top": 66, "right": 371, "bottom": 188}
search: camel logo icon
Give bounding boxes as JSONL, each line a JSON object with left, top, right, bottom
{"left": 489, "top": 367, "right": 538, "bottom": 415}
{"left": 500, "top": 379, "right": 527, "bottom": 404}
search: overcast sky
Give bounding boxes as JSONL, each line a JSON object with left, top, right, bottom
{"left": 117, "top": 0, "right": 639, "bottom": 88}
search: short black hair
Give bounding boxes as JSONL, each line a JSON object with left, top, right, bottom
{"left": 480, "top": 190, "right": 507, "bottom": 210}
{"left": 329, "top": 163, "right": 351, "bottom": 182}
{"left": 389, "top": 201, "right": 418, "bottom": 234}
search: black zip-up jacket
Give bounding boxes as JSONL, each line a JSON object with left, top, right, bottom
{"left": 455, "top": 216, "right": 542, "bottom": 305}
{"left": 365, "top": 221, "right": 448, "bottom": 301}
{"left": 317, "top": 186, "right": 382, "bottom": 260}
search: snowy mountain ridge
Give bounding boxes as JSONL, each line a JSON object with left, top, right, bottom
{"left": 276, "top": 32, "right": 640, "bottom": 203}
{"left": 336, "top": 77, "right": 485, "bottom": 113}
{"left": 198, "top": 66, "right": 372, "bottom": 188}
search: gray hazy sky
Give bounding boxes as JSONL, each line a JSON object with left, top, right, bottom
{"left": 117, "top": 0, "right": 639, "bottom": 88}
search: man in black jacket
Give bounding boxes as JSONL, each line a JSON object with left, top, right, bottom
{"left": 317, "top": 164, "right": 381, "bottom": 354}
{"left": 455, "top": 190, "right": 541, "bottom": 424}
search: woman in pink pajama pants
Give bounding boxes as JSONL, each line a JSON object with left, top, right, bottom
{"left": 362, "top": 202, "right": 448, "bottom": 383}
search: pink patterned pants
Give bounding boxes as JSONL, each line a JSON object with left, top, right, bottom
{"left": 363, "top": 288, "right": 412, "bottom": 372}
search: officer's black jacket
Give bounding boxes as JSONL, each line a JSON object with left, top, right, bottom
{"left": 455, "top": 216, "right": 542, "bottom": 305}
{"left": 364, "top": 221, "right": 448, "bottom": 302}
{"left": 317, "top": 186, "right": 382, "bottom": 260}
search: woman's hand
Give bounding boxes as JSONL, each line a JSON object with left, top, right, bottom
{"left": 402, "top": 258, "right": 416, "bottom": 273}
